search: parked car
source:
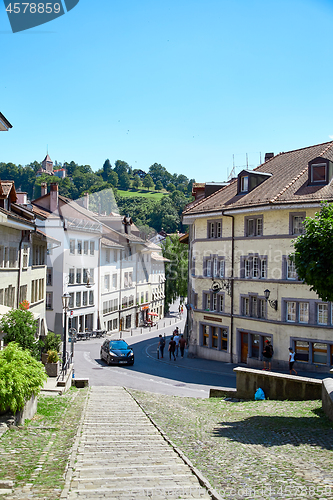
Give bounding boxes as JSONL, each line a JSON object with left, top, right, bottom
{"left": 100, "top": 339, "right": 134, "bottom": 366}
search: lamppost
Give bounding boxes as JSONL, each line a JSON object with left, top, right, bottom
{"left": 62, "top": 292, "right": 71, "bottom": 369}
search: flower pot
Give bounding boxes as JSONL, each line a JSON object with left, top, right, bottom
{"left": 45, "top": 361, "right": 59, "bottom": 377}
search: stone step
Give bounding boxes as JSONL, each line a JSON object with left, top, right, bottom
{"left": 67, "top": 488, "right": 211, "bottom": 500}
{"left": 73, "top": 465, "right": 191, "bottom": 478}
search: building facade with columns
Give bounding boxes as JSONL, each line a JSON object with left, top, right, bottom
{"left": 183, "top": 141, "right": 333, "bottom": 372}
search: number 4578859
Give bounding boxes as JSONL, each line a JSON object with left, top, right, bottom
{"left": 6, "top": 3, "right": 61, "bottom": 14}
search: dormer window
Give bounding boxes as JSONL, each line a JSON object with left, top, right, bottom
{"left": 308, "top": 157, "right": 333, "bottom": 186}
{"left": 311, "top": 163, "right": 326, "bottom": 183}
{"left": 240, "top": 176, "right": 248, "bottom": 192}
{"left": 237, "top": 169, "right": 271, "bottom": 195}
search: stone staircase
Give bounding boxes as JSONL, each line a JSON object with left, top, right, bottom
{"left": 62, "top": 387, "right": 211, "bottom": 500}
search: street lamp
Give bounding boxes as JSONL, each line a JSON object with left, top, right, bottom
{"left": 62, "top": 292, "right": 71, "bottom": 369}
{"left": 264, "top": 289, "right": 278, "bottom": 310}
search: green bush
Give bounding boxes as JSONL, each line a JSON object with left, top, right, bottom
{"left": 0, "top": 343, "right": 47, "bottom": 413}
{"left": 0, "top": 308, "right": 39, "bottom": 359}
{"left": 47, "top": 350, "right": 59, "bottom": 363}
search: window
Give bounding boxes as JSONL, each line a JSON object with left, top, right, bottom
{"left": 46, "top": 292, "right": 53, "bottom": 310}
{"left": 243, "top": 297, "right": 250, "bottom": 316}
{"left": 124, "top": 272, "right": 129, "bottom": 287}
{"left": 112, "top": 274, "right": 117, "bottom": 289}
{"left": 76, "top": 269, "right": 82, "bottom": 284}
{"left": 77, "top": 240, "right": 82, "bottom": 255}
{"left": 9, "top": 247, "right": 17, "bottom": 268}
{"left": 245, "top": 216, "right": 263, "bottom": 237}
{"left": 260, "top": 260, "right": 267, "bottom": 279}
{"left": 5, "top": 285, "right": 15, "bottom": 307}
{"left": 203, "top": 325, "right": 209, "bottom": 347}
{"left": 295, "top": 340, "right": 309, "bottom": 362}
{"left": 90, "top": 241, "right": 95, "bottom": 255}
{"left": 204, "top": 293, "right": 211, "bottom": 311}
{"left": 212, "top": 294, "right": 217, "bottom": 311}
{"left": 31, "top": 280, "right": 38, "bottom": 303}
{"left": 287, "top": 301, "right": 296, "bottom": 322}
{"left": 126, "top": 315, "right": 131, "bottom": 329}
{"left": 318, "top": 303, "right": 328, "bottom": 325}
{"left": 213, "top": 258, "right": 218, "bottom": 278}
{"left": 299, "top": 302, "right": 309, "bottom": 323}
{"left": 46, "top": 268, "right": 52, "bottom": 286}
{"left": 311, "top": 163, "right": 326, "bottom": 183}
{"left": 22, "top": 245, "right": 29, "bottom": 268}
{"left": 39, "top": 279, "right": 44, "bottom": 300}
{"left": 84, "top": 241, "right": 89, "bottom": 255}
{"left": 113, "top": 318, "right": 118, "bottom": 330}
{"left": 212, "top": 327, "right": 218, "bottom": 349}
{"left": 219, "top": 295, "right": 224, "bottom": 312}
{"left": 146, "top": 291, "right": 149, "bottom": 302}
{"left": 76, "top": 292, "right": 81, "bottom": 307}
{"left": 0, "top": 289, "right": 3, "bottom": 305}
{"left": 69, "top": 239, "right": 75, "bottom": 254}
{"left": 104, "top": 274, "right": 110, "bottom": 292}
{"left": 313, "top": 342, "right": 327, "bottom": 364}
{"left": 287, "top": 258, "right": 297, "bottom": 280}
{"left": 106, "top": 248, "right": 110, "bottom": 263}
{"left": 240, "top": 175, "right": 248, "bottom": 192}
{"left": 206, "top": 259, "right": 212, "bottom": 277}
{"left": 89, "top": 291, "right": 94, "bottom": 305}
{"left": 251, "top": 334, "right": 260, "bottom": 359}
{"left": 241, "top": 255, "right": 267, "bottom": 279}
{"left": 69, "top": 293, "right": 74, "bottom": 308}
{"left": 89, "top": 269, "right": 94, "bottom": 283}
{"left": 83, "top": 291, "right": 88, "bottom": 306}
{"left": 129, "top": 272, "right": 133, "bottom": 287}
{"left": 19, "top": 284, "right": 27, "bottom": 303}
{"left": 258, "top": 299, "right": 266, "bottom": 319}
{"left": 83, "top": 269, "right": 88, "bottom": 284}
{"left": 293, "top": 216, "right": 305, "bottom": 235}
{"left": 219, "top": 260, "right": 225, "bottom": 278}
{"left": 208, "top": 220, "right": 222, "bottom": 239}
{"left": 4, "top": 247, "right": 8, "bottom": 268}
{"left": 69, "top": 268, "right": 75, "bottom": 284}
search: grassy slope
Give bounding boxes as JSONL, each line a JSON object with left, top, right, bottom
{"left": 117, "top": 189, "right": 167, "bottom": 200}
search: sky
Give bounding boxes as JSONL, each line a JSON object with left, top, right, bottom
{"left": 1, "top": 0, "right": 333, "bottom": 182}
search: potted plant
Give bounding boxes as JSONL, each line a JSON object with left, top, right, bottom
{"left": 41, "top": 332, "right": 61, "bottom": 364}
{"left": 45, "top": 350, "right": 60, "bottom": 377}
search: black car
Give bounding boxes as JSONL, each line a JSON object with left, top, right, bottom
{"left": 100, "top": 339, "right": 134, "bottom": 366}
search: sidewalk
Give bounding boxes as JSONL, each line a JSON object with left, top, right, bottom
{"left": 61, "top": 386, "right": 213, "bottom": 500}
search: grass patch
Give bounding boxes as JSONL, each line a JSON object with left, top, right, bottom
{"left": 130, "top": 391, "right": 333, "bottom": 499}
{"left": 0, "top": 387, "right": 87, "bottom": 499}
{"left": 117, "top": 189, "right": 167, "bottom": 200}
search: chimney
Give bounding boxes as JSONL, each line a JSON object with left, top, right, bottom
{"left": 41, "top": 182, "right": 47, "bottom": 197}
{"left": 83, "top": 192, "right": 89, "bottom": 210}
{"left": 50, "top": 183, "right": 59, "bottom": 213}
{"left": 265, "top": 153, "right": 274, "bottom": 162}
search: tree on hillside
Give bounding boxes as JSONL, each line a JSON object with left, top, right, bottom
{"left": 162, "top": 234, "right": 188, "bottom": 313}
{"left": 143, "top": 174, "right": 154, "bottom": 191}
{"left": 107, "top": 170, "right": 118, "bottom": 187}
{"left": 102, "top": 159, "right": 113, "bottom": 181}
{"left": 155, "top": 180, "right": 163, "bottom": 191}
{"left": 292, "top": 202, "right": 333, "bottom": 302}
{"left": 148, "top": 197, "right": 180, "bottom": 232}
{"left": 114, "top": 160, "right": 130, "bottom": 176}
{"left": 166, "top": 183, "right": 176, "bottom": 192}
{"left": 119, "top": 171, "right": 131, "bottom": 190}
{"left": 148, "top": 163, "right": 172, "bottom": 188}
{"left": 133, "top": 174, "right": 142, "bottom": 189}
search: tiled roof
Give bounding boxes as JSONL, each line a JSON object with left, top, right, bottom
{"left": 101, "top": 237, "right": 123, "bottom": 249}
{"left": 183, "top": 141, "right": 333, "bottom": 215}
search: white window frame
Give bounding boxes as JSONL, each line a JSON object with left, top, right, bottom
{"left": 318, "top": 303, "right": 328, "bottom": 325}
{"left": 287, "top": 301, "right": 296, "bottom": 322}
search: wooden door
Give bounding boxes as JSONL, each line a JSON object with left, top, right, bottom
{"left": 241, "top": 332, "right": 248, "bottom": 363}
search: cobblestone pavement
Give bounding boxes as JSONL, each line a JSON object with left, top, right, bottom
{"left": 130, "top": 391, "right": 333, "bottom": 500}
{"left": 61, "top": 387, "right": 212, "bottom": 500}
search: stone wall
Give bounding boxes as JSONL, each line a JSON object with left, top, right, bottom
{"left": 322, "top": 378, "right": 333, "bottom": 421}
{"left": 234, "top": 367, "right": 322, "bottom": 400}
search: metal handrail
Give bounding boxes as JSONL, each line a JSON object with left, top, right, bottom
{"left": 57, "top": 351, "right": 72, "bottom": 382}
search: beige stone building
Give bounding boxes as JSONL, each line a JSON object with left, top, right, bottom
{"left": 183, "top": 141, "right": 333, "bottom": 372}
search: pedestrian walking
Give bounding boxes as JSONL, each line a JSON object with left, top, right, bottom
{"left": 173, "top": 329, "right": 180, "bottom": 356}
{"left": 168, "top": 336, "right": 176, "bottom": 361}
{"left": 158, "top": 334, "right": 165, "bottom": 359}
{"left": 179, "top": 334, "right": 186, "bottom": 358}
{"left": 289, "top": 347, "right": 297, "bottom": 375}
{"left": 262, "top": 340, "right": 273, "bottom": 371}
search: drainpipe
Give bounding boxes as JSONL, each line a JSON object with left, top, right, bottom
{"left": 16, "top": 231, "right": 25, "bottom": 308}
{"left": 222, "top": 212, "right": 234, "bottom": 363}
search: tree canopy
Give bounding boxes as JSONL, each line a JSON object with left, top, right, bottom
{"left": 162, "top": 234, "right": 188, "bottom": 313}
{"left": 292, "top": 202, "right": 333, "bottom": 302}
